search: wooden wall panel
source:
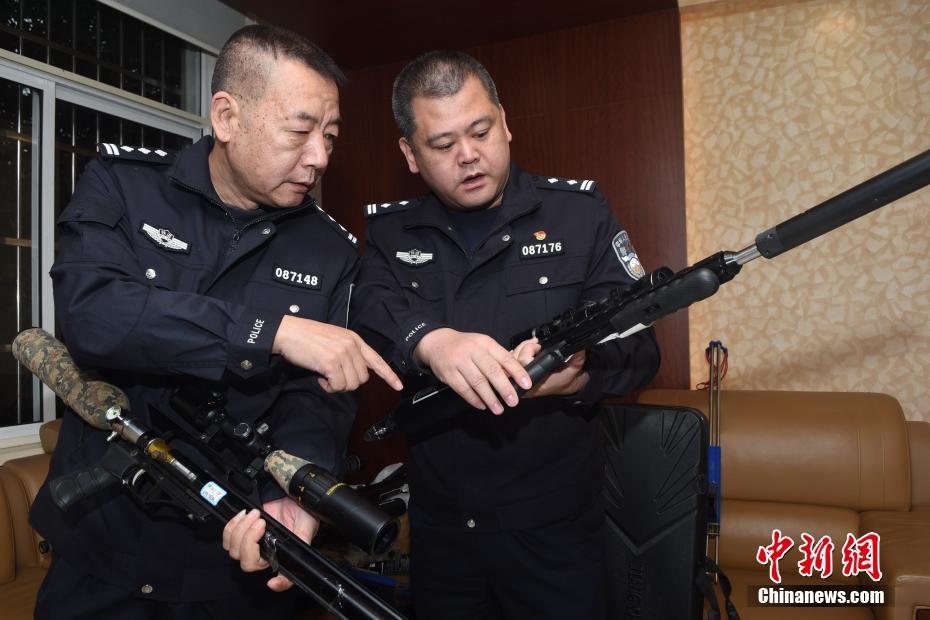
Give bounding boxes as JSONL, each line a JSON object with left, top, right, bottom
{"left": 324, "top": 9, "right": 687, "bottom": 479}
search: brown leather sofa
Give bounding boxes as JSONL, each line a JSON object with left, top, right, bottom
{"left": 637, "top": 389, "right": 930, "bottom": 620}
{"left": 0, "top": 420, "right": 60, "bottom": 620}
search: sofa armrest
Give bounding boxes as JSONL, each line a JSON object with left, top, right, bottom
{"left": 0, "top": 480, "right": 14, "bottom": 585}
{"left": 909, "top": 421, "right": 930, "bottom": 509}
{"left": 860, "top": 509, "right": 930, "bottom": 620}
{"left": 0, "top": 454, "right": 52, "bottom": 571}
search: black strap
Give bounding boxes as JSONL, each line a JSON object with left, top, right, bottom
{"left": 696, "top": 557, "right": 741, "bottom": 620}
{"left": 695, "top": 564, "right": 721, "bottom": 620}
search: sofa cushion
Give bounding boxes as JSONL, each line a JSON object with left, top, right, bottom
{"left": 638, "top": 390, "right": 910, "bottom": 512}
{"left": 719, "top": 499, "right": 860, "bottom": 582}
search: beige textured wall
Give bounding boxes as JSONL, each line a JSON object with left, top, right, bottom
{"left": 681, "top": 0, "right": 930, "bottom": 421}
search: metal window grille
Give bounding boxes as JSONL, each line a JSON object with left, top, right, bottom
{"left": 0, "top": 77, "right": 37, "bottom": 426}
{"left": 1, "top": 0, "right": 200, "bottom": 113}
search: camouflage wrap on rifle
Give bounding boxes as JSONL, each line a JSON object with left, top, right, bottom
{"left": 264, "top": 449, "right": 308, "bottom": 491}
{"left": 11, "top": 328, "right": 129, "bottom": 429}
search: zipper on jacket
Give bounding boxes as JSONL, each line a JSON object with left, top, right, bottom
{"left": 169, "top": 176, "right": 303, "bottom": 254}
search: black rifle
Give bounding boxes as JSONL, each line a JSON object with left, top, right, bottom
{"left": 12, "top": 328, "right": 407, "bottom": 620}
{"left": 367, "top": 147, "right": 930, "bottom": 440}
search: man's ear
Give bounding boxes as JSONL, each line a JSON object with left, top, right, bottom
{"left": 211, "top": 91, "right": 239, "bottom": 143}
{"left": 499, "top": 104, "right": 513, "bottom": 143}
{"left": 398, "top": 137, "right": 420, "bottom": 174}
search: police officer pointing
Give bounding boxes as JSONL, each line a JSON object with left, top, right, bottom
{"left": 32, "top": 25, "right": 401, "bottom": 619}
{"left": 353, "top": 51, "right": 660, "bottom": 619}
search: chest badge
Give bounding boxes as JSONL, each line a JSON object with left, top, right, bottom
{"left": 520, "top": 231, "right": 564, "bottom": 260}
{"left": 273, "top": 265, "right": 322, "bottom": 290}
{"left": 140, "top": 222, "right": 190, "bottom": 254}
{"left": 395, "top": 249, "right": 434, "bottom": 266}
{"left": 612, "top": 230, "right": 645, "bottom": 280}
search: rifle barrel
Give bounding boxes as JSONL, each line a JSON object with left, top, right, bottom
{"left": 755, "top": 148, "right": 930, "bottom": 259}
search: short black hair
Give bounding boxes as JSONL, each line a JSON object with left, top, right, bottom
{"left": 211, "top": 24, "right": 346, "bottom": 102}
{"left": 392, "top": 50, "right": 499, "bottom": 140}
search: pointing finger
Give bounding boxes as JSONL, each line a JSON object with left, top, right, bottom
{"left": 360, "top": 340, "right": 404, "bottom": 390}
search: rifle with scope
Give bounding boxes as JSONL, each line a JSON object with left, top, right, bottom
{"left": 367, "top": 146, "right": 930, "bottom": 440}
{"left": 12, "top": 328, "right": 407, "bottom": 620}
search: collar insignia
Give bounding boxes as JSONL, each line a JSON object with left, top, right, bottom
{"left": 314, "top": 203, "right": 358, "bottom": 246}
{"left": 395, "top": 248, "right": 434, "bottom": 266}
{"left": 141, "top": 222, "right": 190, "bottom": 254}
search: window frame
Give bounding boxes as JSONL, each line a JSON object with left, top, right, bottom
{"left": 0, "top": 48, "right": 208, "bottom": 447}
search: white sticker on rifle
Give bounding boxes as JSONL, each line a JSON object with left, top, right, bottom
{"left": 612, "top": 230, "right": 645, "bottom": 280}
{"left": 200, "top": 481, "right": 228, "bottom": 506}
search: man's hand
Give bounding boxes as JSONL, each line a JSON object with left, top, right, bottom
{"left": 273, "top": 315, "right": 403, "bottom": 392}
{"left": 413, "top": 328, "right": 532, "bottom": 414}
{"left": 512, "top": 338, "right": 589, "bottom": 398}
{"left": 223, "top": 498, "right": 320, "bottom": 592}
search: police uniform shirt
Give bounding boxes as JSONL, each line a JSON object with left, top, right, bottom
{"left": 353, "top": 162, "right": 660, "bottom": 532}
{"left": 31, "top": 136, "right": 360, "bottom": 602}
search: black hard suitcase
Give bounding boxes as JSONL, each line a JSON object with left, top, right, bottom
{"left": 601, "top": 403, "right": 710, "bottom": 620}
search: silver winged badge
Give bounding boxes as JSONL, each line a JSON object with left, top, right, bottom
{"left": 395, "top": 248, "right": 434, "bottom": 266}
{"left": 141, "top": 222, "right": 190, "bottom": 253}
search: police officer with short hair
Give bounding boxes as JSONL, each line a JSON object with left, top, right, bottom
{"left": 32, "top": 25, "right": 401, "bottom": 619}
{"left": 352, "top": 51, "right": 660, "bottom": 619}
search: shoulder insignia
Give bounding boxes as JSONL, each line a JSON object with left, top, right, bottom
{"left": 98, "top": 143, "right": 175, "bottom": 164}
{"left": 533, "top": 175, "right": 597, "bottom": 194}
{"left": 612, "top": 230, "right": 646, "bottom": 280}
{"left": 314, "top": 202, "right": 358, "bottom": 247}
{"left": 363, "top": 198, "right": 419, "bottom": 219}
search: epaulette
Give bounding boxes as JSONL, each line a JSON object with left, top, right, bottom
{"left": 533, "top": 175, "right": 597, "bottom": 193}
{"left": 363, "top": 198, "right": 419, "bottom": 219}
{"left": 98, "top": 143, "right": 175, "bottom": 164}
{"left": 314, "top": 202, "right": 358, "bottom": 247}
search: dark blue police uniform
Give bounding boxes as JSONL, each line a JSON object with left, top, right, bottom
{"left": 353, "top": 163, "right": 660, "bottom": 619}
{"left": 31, "top": 136, "right": 359, "bottom": 617}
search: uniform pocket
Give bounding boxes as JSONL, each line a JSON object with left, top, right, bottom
{"left": 504, "top": 256, "right": 588, "bottom": 321}
{"left": 246, "top": 280, "right": 330, "bottom": 322}
{"left": 135, "top": 246, "right": 204, "bottom": 291}
{"left": 505, "top": 258, "right": 586, "bottom": 294}
{"left": 398, "top": 270, "right": 444, "bottom": 303}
